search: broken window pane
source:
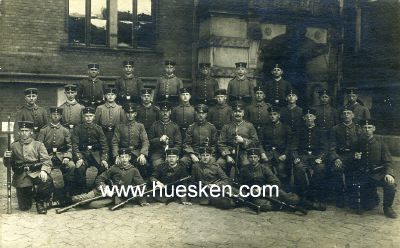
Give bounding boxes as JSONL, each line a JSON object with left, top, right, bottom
{"left": 117, "top": 0, "right": 133, "bottom": 47}
{"left": 90, "top": 0, "right": 108, "bottom": 46}
{"left": 137, "top": 0, "right": 153, "bottom": 48}
{"left": 68, "top": 0, "right": 86, "bottom": 44}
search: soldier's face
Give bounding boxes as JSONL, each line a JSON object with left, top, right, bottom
{"left": 255, "top": 91, "right": 265, "bottom": 102}
{"left": 320, "top": 95, "right": 329, "bottom": 104}
{"left": 165, "top": 65, "right": 175, "bottom": 75}
{"left": 342, "top": 110, "right": 354, "bottom": 122}
{"left": 200, "top": 153, "right": 211, "bottom": 164}
{"left": 195, "top": 112, "right": 207, "bottom": 122}
{"left": 65, "top": 91, "right": 77, "bottom": 101}
{"left": 363, "top": 124, "right": 375, "bottom": 137}
{"left": 124, "top": 65, "right": 134, "bottom": 74}
{"left": 105, "top": 93, "right": 116, "bottom": 102}
{"left": 287, "top": 94, "right": 297, "bottom": 104}
{"left": 270, "top": 112, "right": 280, "bottom": 122}
{"left": 50, "top": 112, "right": 62, "bottom": 123}
{"left": 236, "top": 67, "right": 246, "bottom": 77}
{"left": 167, "top": 155, "right": 178, "bottom": 166}
{"left": 126, "top": 112, "right": 137, "bottom": 121}
{"left": 141, "top": 93, "right": 152, "bottom": 104}
{"left": 84, "top": 113, "right": 95, "bottom": 124}
{"left": 120, "top": 154, "right": 131, "bottom": 165}
{"left": 303, "top": 114, "right": 316, "bottom": 126}
{"left": 88, "top": 68, "right": 99, "bottom": 78}
{"left": 272, "top": 68, "right": 283, "bottom": 78}
{"left": 248, "top": 154, "right": 260, "bottom": 165}
{"left": 216, "top": 95, "right": 227, "bottom": 104}
{"left": 25, "top": 94, "right": 38, "bottom": 105}
{"left": 348, "top": 93, "right": 357, "bottom": 103}
{"left": 233, "top": 110, "right": 244, "bottom": 120}
{"left": 18, "top": 128, "right": 32, "bottom": 140}
{"left": 180, "top": 93, "right": 191, "bottom": 102}
{"left": 200, "top": 67, "right": 210, "bottom": 76}
{"left": 161, "top": 110, "right": 171, "bottom": 120}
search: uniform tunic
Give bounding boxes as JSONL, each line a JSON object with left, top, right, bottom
{"left": 111, "top": 121, "right": 149, "bottom": 158}
{"left": 37, "top": 123, "right": 73, "bottom": 160}
{"left": 136, "top": 104, "right": 160, "bottom": 132}
{"left": 311, "top": 104, "right": 338, "bottom": 131}
{"left": 115, "top": 75, "right": 143, "bottom": 103}
{"left": 227, "top": 76, "right": 254, "bottom": 102}
{"left": 171, "top": 103, "right": 195, "bottom": 133}
{"left": 14, "top": 105, "right": 48, "bottom": 138}
{"left": 77, "top": 78, "right": 105, "bottom": 106}
{"left": 183, "top": 121, "right": 218, "bottom": 155}
{"left": 245, "top": 101, "right": 271, "bottom": 137}
{"left": 280, "top": 105, "right": 303, "bottom": 133}
{"left": 154, "top": 74, "right": 183, "bottom": 101}
{"left": 192, "top": 75, "right": 219, "bottom": 104}
{"left": 59, "top": 100, "right": 84, "bottom": 129}
{"left": 345, "top": 102, "right": 371, "bottom": 124}
{"left": 208, "top": 103, "right": 233, "bottom": 131}
{"left": 264, "top": 78, "right": 292, "bottom": 107}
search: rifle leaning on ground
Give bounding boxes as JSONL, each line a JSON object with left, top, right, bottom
{"left": 233, "top": 127, "right": 240, "bottom": 182}
{"left": 110, "top": 176, "right": 192, "bottom": 211}
{"left": 6, "top": 116, "right": 12, "bottom": 214}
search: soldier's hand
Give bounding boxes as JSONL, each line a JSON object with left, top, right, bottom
{"left": 261, "top": 153, "right": 269, "bottom": 162}
{"left": 115, "top": 156, "right": 121, "bottom": 165}
{"left": 354, "top": 152, "right": 362, "bottom": 160}
{"left": 62, "top": 158, "right": 70, "bottom": 165}
{"left": 294, "top": 158, "right": 301, "bottom": 164}
{"left": 76, "top": 159, "right": 84, "bottom": 168}
{"left": 137, "top": 154, "right": 147, "bottom": 166}
{"left": 315, "top": 158, "right": 322, "bottom": 164}
{"left": 226, "top": 155, "right": 234, "bottom": 164}
{"left": 160, "top": 135, "right": 168, "bottom": 142}
{"left": 385, "top": 175, "right": 395, "bottom": 185}
{"left": 182, "top": 201, "right": 192, "bottom": 206}
{"left": 4, "top": 151, "right": 12, "bottom": 158}
{"left": 235, "top": 135, "right": 244, "bottom": 144}
{"left": 334, "top": 159, "right": 343, "bottom": 169}
{"left": 278, "top": 155, "right": 287, "bottom": 161}
{"left": 155, "top": 181, "right": 165, "bottom": 188}
{"left": 190, "top": 154, "right": 199, "bottom": 163}
{"left": 101, "top": 160, "right": 109, "bottom": 169}
{"left": 39, "top": 171, "right": 48, "bottom": 182}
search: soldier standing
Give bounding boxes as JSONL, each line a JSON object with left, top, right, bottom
{"left": 245, "top": 85, "right": 272, "bottom": 139}
{"left": 280, "top": 89, "right": 303, "bottom": 134}
{"left": 208, "top": 89, "right": 233, "bottom": 134}
{"left": 154, "top": 60, "right": 183, "bottom": 104}
{"left": 263, "top": 64, "right": 293, "bottom": 109}
{"left": 115, "top": 60, "right": 143, "bottom": 104}
{"left": 171, "top": 87, "right": 195, "bottom": 137}
{"left": 227, "top": 62, "right": 254, "bottom": 105}
{"left": 4, "top": 121, "right": 53, "bottom": 214}
{"left": 192, "top": 63, "right": 219, "bottom": 104}
{"left": 136, "top": 88, "right": 161, "bottom": 134}
{"left": 77, "top": 63, "right": 105, "bottom": 108}
{"left": 312, "top": 89, "right": 338, "bottom": 138}
{"left": 59, "top": 84, "right": 84, "bottom": 131}
{"left": 344, "top": 87, "right": 371, "bottom": 124}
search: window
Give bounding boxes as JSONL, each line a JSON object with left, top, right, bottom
{"left": 68, "top": 0, "right": 154, "bottom": 48}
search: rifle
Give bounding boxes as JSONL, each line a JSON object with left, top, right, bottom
{"left": 110, "top": 176, "right": 192, "bottom": 211}
{"left": 233, "top": 127, "right": 240, "bottom": 182}
{"left": 224, "top": 191, "right": 261, "bottom": 215}
{"left": 56, "top": 195, "right": 105, "bottom": 214}
{"left": 6, "top": 116, "right": 12, "bottom": 214}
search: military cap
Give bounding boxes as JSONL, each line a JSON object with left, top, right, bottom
{"left": 345, "top": 87, "right": 358, "bottom": 95}
{"left": 123, "top": 60, "right": 134, "bottom": 66}
{"left": 268, "top": 106, "right": 279, "bottom": 114}
{"left": 141, "top": 88, "right": 153, "bottom": 95}
{"left": 164, "top": 60, "right": 176, "bottom": 66}
{"left": 118, "top": 148, "right": 132, "bottom": 156}
{"left": 18, "top": 121, "right": 34, "bottom": 130}
{"left": 235, "top": 62, "right": 247, "bottom": 68}
{"left": 124, "top": 103, "right": 137, "bottom": 113}
{"left": 359, "top": 119, "right": 375, "bottom": 126}
{"left": 104, "top": 86, "right": 117, "bottom": 94}
{"left": 287, "top": 88, "right": 297, "bottom": 96}
{"left": 232, "top": 102, "right": 245, "bottom": 112}
{"left": 247, "top": 147, "right": 261, "bottom": 156}
{"left": 253, "top": 85, "right": 264, "bottom": 93}
{"left": 64, "top": 84, "right": 77, "bottom": 92}
{"left": 24, "top": 88, "right": 38, "bottom": 95}
{"left": 318, "top": 88, "right": 330, "bottom": 96}
{"left": 165, "top": 148, "right": 179, "bottom": 156}
{"left": 198, "top": 146, "right": 213, "bottom": 155}
{"left": 82, "top": 107, "right": 96, "bottom": 115}
{"left": 49, "top": 106, "right": 63, "bottom": 114}
{"left": 199, "top": 63, "right": 211, "bottom": 69}
{"left": 179, "top": 87, "right": 191, "bottom": 94}
{"left": 340, "top": 106, "right": 353, "bottom": 113}
{"left": 304, "top": 109, "right": 317, "bottom": 116}
{"left": 195, "top": 104, "right": 208, "bottom": 113}
{"left": 159, "top": 101, "right": 172, "bottom": 111}
{"left": 88, "top": 63, "right": 100, "bottom": 69}
{"left": 273, "top": 64, "right": 282, "bottom": 70}
{"left": 215, "top": 89, "right": 227, "bottom": 96}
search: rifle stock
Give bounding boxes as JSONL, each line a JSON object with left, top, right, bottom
{"left": 56, "top": 195, "right": 105, "bottom": 214}
{"left": 7, "top": 116, "right": 12, "bottom": 214}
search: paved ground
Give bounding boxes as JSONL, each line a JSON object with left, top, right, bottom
{"left": 1, "top": 158, "right": 399, "bottom": 248}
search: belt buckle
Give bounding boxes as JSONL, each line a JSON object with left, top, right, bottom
{"left": 308, "top": 151, "right": 312, "bottom": 155}
{"left": 344, "top": 148, "right": 350, "bottom": 152}
{"left": 165, "top": 94, "right": 169, "bottom": 98}
{"left": 238, "top": 96, "right": 243, "bottom": 100}
{"left": 108, "top": 126, "right": 113, "bottom": 131}
{"left": 87, "top": 145, "right": 93, "bottom": 150}
{"left": 69, "top": 124, "right": 74, "bottom": 129}
{"left": 126, "top": 95, "right": 131, "bottom": 100}
{"left": 34, "top": 127, "right": 39, "bottom": 131}
{"left": 91, "top": 102, "right": 95, "bottom": 105}
{"left": 272, "top": 147, "right": 276, "bottom": 151}
{"left": 24, "top": 166, "right": 30, "bottom": 172}
{"left": 275, "top": 100, "right": 279, "bottom": 104}
{"left": 52, "top": 148, "right": 58, "bottom": 153}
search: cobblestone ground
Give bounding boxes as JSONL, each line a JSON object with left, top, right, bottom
{"left": 1, "top": 159, "right": 399, "bottom": 248}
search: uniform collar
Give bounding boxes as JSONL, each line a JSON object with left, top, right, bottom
{"left": 255, "top": 101, "right": 266, "bottom": 107}
{"left": 65, "top": 99, "right": 78, "bottom": 106}
{"left": 105, "top": 102, "right": 117, "bottom": 108}
{"left": 118, "top": 162, "right": 133, "bottom": 170}
{"left": 236, "top": 76, "right": 247, "bottom": 81}
{"left": 127, "top": 120, "right": 137, "bottom": 126}
{"left": 216, "top": 103, "right": 227, "bottom": 109}
{"left": 89, "top": 77, "right": 99, "bottom": 82}
{"left": 164, "top": 74, "right": 176, "bottom": 79}
{"left": 19, "top": 138, "right": 33, "bottom": 145}
{"left": 179, "top": 102, "right": 191, "bottom": 107}
{"left": 124, "top": 74, "right": 134, "bottom": 79}
{"left": 24, "top": 104, "right": 38, "bottom": 110}
{"left": 50, "top": 123, "right": 61, "bottom": 129}
{"left": 161, "top": 119, "right": 171, "bottom": 125}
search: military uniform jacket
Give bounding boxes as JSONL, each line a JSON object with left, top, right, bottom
{"left": 192, "top": 162, "right": 230, "bottom": 185}
{"left": 192, "top": 75, "right": 219, "bottom": 103}
{"left": 354, "top": 136, "right": 394, "bottom": 177}
{"left": 71, "top": 123, "right": 109, "bottom": 162}
{"left": 218, "top": 120, "right": 259, "bottom": 157}
{"left": 10, "top": 138, "right": 52, "bottom": 187}
{"left": 95, "top": 102, "right": 126, "bottom": 129}
{"left": 208, "top": 103, "right": 233, "bottom": 131}
{"left": 240, "top": 163, "right": 281, "bottom": 187}
{"left": 112, "top": 121, "right": 149, "bottom": 158}
{"left": 345, "top": 102, "right": 371, "bottom": 124}
{"left": 95, "top": 163, "right": 145, "bottom": 188}
{"left": 171, "top": 103, "right": 195, "bottom": 130}
{"left": 329, "top": 122, "right": 362, "bottom": 161}
{"left": 37, "top": 123, "right": 73, "bottom": 160}
{"left": 280, "top": 105, "right": 303, "bottom": 132}
{"left": 150, "top": 162, "right": 188, "bottom": 185}
{"left": 15, "top": 104, "right": 48, "bottom": 136}
{"left": 59, "top": 100, "right": 84, "bottom": 128}
{"left": 311, "top": 104, "right": 338, "bottom": 130}
{"left": 264, "top": 78, "right": 292, "bottom": 106}
{"left": 261, "top": 122, "right": 294, "bottom": 156}
{"left": 227, "top": 76, "right": 254, "bottom": 99}
{"left": 245, "top": 101, "right": 272, "bottom": 129}
{"left": 183, "top": 121, "right": 218, "bottom": 155}
{"left": 155, "top": 74, "right": 183, "bottom": 100}
{"left": 77, "top": 77, "right": 105, "bottom": 104}
{"left": 294, "top": 125, "right": 328, "bottom": 158}
{"left": 148, "top": 120, "right": 182, "bottom": 152}
{"left": 115, "top": 75, "right": 143, "bottom": 102}
{"left": 136, "top": 104, "right": 160, "bottom": 132}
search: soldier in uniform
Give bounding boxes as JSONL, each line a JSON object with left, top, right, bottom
{"left": 71, "top": 107, "right": 109, "bottom": 194}
{"left": 180, "top": 104, "right": 218, "bottom": 173}
{"left": 59, "top": 84, "right": 84, "bottom": 131}
{"left": 150, "top": 148, "right": 191, "bottom": 205}
{"left": 192, "top": 63, "right": 219, "bottom": 104}
{"left": 95, "top": 86, "right": 125, "bottom": 158}
{"left": 260, "top": 107, "right": 295, "bottom": 188}
{"left": 115, "top": 60, "right": 143, "bottom": 104}
{"left": 263, "top": 64, "right": 293, "bottom": 109}
{"left": 245, "top": 85, "right": 272, "bottom": 139}
{"left": 208, "top": 89, "right": 233, "bottom": 134}
{"left": 327, "top": 107, "right": 362, "bottom": 207}
{"left": 191, "top": 147, "right": 236, "bottom": 209}
{"left": 227, "top": 62, "right": 254, "bottom": 105}
{"left": 312, "top": 89, "right": 338, "bottom": 139}
{"left": 37, "top": 107, "right": 76, "bottom": 203}
{"left": 217, "top": 102, "right": 259, "bottom": 177}
{"left": 171, "top": 87, "right": 195, "bottom": 137}
{"left": 14, "top": 88, "right": 48, "bottom": 140}
{"left": 77, "top": 63, "right": 105, "bottom": 108}
{"left": 350, "top": 119, "right": 397, "bottom": 218}
{"left": 136, "top": 88, "right": 161, "bottom": 134}
{"left": 280, "top": 89, "right": 303, "bottom": 135}
{"left": 4, "top": 121, "right": 53, "bottom": 214}
{"left": 112, "top": 103, "right": 149, "bottom": 178}
{"left": 344, "top": 87, "right": 371, "bottom": 124}
{"left": 292, "top": 110, "right": 328, "bottom": 211}
{"left": 154, "top": 60, "right": 183, "bottom": 104}
{"left": 148, "top": 101, "right": 182, "bottom": 169}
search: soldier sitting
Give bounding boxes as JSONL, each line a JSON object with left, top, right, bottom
{"left": 59, "top": 84, "right": 84, "bottom": 131}
{"left": 4, "top": 121, "right": 53, "bottom": 214}
{"left": 171, "top": 87, "right": 195, "bottom": 138}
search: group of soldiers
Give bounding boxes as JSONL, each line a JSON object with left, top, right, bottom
{"left": 3, "top": 60, "right": 397, "bottom": 219}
